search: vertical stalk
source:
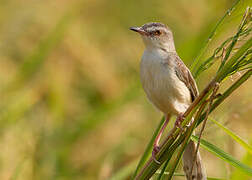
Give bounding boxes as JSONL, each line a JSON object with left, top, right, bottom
{"left": 166, "top": 102, "right": 207, "bottom": 180}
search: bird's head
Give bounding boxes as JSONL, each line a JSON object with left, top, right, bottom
{"left": 130, "top": 22, "right": 175, "bottom": 52}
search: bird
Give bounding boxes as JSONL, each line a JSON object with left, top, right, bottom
{"left": 130, "top": 22, "right": 206, "bottom": 180}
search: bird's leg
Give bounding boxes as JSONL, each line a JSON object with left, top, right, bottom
{"left": 152, "top": 114, "right": 171, "bottom": 164}
{"left": 175, "top": 113, "right": 185, "bottom": 130}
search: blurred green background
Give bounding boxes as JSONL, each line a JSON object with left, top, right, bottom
{"left": 0, "top": 0, "right": 251, "bottom": 179}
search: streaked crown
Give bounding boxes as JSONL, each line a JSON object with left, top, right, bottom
{"left": 142, "top": 22, "right": 171, "bottom": 36}
{"left": 130, "top": 22, "right": 175, "bottom": 51}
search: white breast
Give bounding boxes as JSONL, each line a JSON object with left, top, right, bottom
{"left": 140, "top": 49, "right": 191, "bottom": 115}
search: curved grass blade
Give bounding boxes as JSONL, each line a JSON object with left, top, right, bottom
{"left": 209, "top": 117, "right": 252, "bottom": 154}
{"left": 131, "top": 117, "right": 165, "bottom": 179}
{"left": 216, "top": 37, "right": 252, "bottom": 81}
{"left": 218, "top": 7, "right": 252, "bottom": 73}
{"left": 191, "top": 0, "right": 241, "bottom": 75}
{"left": 194, "top": 9, "right": 252, "bottom": 78}
{"left": 191, "top": 135, "right": 252, "bottom": 176}
{"left": 231, "top": 140, "right": 252, "bottom": 180}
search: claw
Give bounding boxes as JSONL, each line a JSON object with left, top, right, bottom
{"left": 214, "top": 93, "right": 222, "bottom": 99}
{"left": 152, "top": 145, "right": 161, "bottom": 164}
{"left": 186, "top": 120, "right": 192, "bottom": 127}
{"left": 175, "top": 114, "right": 185, "bottom": 131}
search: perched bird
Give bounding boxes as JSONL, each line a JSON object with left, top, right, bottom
{"left": 130, "top": 22, "right": 206, "bottom": 180}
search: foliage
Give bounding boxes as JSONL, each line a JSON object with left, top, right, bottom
{"left": 0, "top": 0, "right": 251, "bottom": 180}
{"left": 133, "top": 5, "right": 252, "bottom": 180}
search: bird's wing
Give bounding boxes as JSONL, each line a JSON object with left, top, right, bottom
{"left": 174, "top": 55, "right": 199, "bottom": 102}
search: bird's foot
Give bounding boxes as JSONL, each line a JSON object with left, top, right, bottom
{"left": 152, "top": 145, "right": 161, "bottom": 164}
{"left": 175, "top": 114, "right": 185, "bottom": 131}
{"left": 185, "top": 120, "right": 192, "bottom": 127}
{"left": 214, "top": 93, "right": 222, "bottom": 100}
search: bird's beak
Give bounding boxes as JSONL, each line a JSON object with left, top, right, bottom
{"left": 130, "top": 26, "right": 147, "bottom": 35}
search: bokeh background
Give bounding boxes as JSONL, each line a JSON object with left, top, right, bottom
{"left": 0, "top": 0, "right": 251, "bottom": 179}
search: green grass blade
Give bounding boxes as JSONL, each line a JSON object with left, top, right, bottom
{"left": 206, "top": 178, "right": 226, "bottom": 180}
{"left": 131, "top": 117, "right": 165, "bottom": 179}
{"left": 231, "top": 138, "right": 252, "bottom": 180}
{"left": 157, "top": 158, "right": 170, "bottom": 180}
{"left": 210, "top": 117, "right": 252, "bottom": 154}
{"left": 191, "top": 0, "right": 241, "bottom": 75}
{"left": 216, "top": 36, "right": 252, "bottom": 81}
{"left": 191, "top": 135, "right": 252, "bottom": 176}
{"left": 217, "top": 7, "right": 251, "bottom": 73}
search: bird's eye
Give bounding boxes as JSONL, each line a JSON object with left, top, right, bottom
{"left": 154, "top": 30, "right": 161, "bottom": 35}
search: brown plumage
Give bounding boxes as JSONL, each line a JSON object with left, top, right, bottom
{"left": 174, "top": 55, "right": 199, "bottom": 102}
{"left": 130, "top": 22, "right": 206, "bottom": 180}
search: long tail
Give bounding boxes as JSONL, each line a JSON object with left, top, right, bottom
{"left": 182, "top": 139, "right": 207, "bottom": 180}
